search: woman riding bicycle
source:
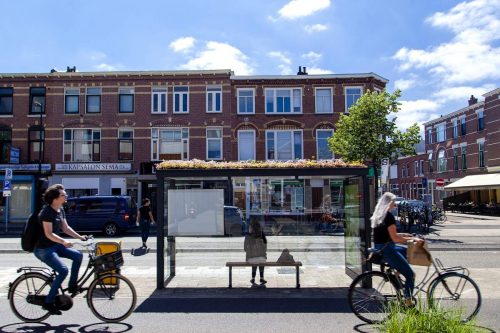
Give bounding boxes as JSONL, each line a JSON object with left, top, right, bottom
{"left": 34, "top": 184, "right": 88, "bottom": 315}
{"left": 371, "top": 192, "right": 424, "bottom": 305}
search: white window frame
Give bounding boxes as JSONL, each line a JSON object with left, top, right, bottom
{"left": 427, "top": 128, "right": 433, "bottom": 144}
{"left": 237, "top": 88, "right": 255, "bottom": 114}
{"left": 63, "top": 128, "right": 101, "bottom": 162}
{"left": 118, "top": 87, "right": 135, "bottom": 113}
{"left": 315, "top": 87, "right": 333, "bottom": 114}
{"left": 85, "top": 87, "right": 101, "bottom": 114}
{"left": 173, "top": 86, "right": 189, "bottom": 113}
{"left": 477, "top": 138, "right": 485, "bottom": 168}
{"left": 151, "top": 127, "right": 189, "bottom": 161}
{"left": 452, "top": 118, "right": 458, "bottom": 138}
{"left": 316, "top": 129, "right": 334, "bottom": 160}
{"left": 265, "top": 130, "right": 303, "bottom": 161}
{"left": 206, "top": 127, "right": 223, "bottom": 160}
{"left": 476, "top": 109, "right": 484, "bottom": 131}
{"left": 344, "top": 86, "right": 363, "bottom": 113}
{"left": 206, "top": 85, "right": 222, "bottom": 113}
{"left": 65, "top": 88, "right": 80, "bottom": 114}
{"left": 152, "top": 87, "right": 167, "bottom": 114}
{"left": 414, "top": 161, "right": 419, "bottom": 176}
{"left": 237, "top": 130, "right": 256, "bottom": 161}
{"left": 460, "top": 115, "right": 466, "bottom": 135}
{"left": 436, "top": 122, "right": 446, "bottom": 142}
{"left": 437, "top": 149, "right": 446, "bottom": 173}
{"left": 420, "top": 160, "right": 424, "bottom": 176}
{"left": 460, "top": 143, "right": 467, "bottom": 170}
{"left": 265, "top": 87, "right": 302, "bottom": 114}
{"left": 118, "top": 128, "right": 134, "bottom": 160}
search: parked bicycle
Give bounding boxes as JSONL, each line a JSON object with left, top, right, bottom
{"left": 348, "top": 241, "right": 481, "bottom": 324}
{"left": 8, "top": 237, "right": 137, "bottom": 323}
{"left": 432, "top": 205, "right": 447, "bottom": 224}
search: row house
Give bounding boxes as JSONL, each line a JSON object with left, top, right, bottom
{"left": 0, "top": 68, "right": 387, "bottom": 222}
{"left": 390, "top": 88, "right": 500, "bottom": 205}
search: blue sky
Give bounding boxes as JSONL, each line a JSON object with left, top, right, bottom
{"left": 1, "top": 0, "right": 499, "bottom": 131}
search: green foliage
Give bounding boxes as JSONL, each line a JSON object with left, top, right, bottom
{"left": 377, "top": 301, "right": 481, "bottom": 333}
{"left": 328, "top": 89, "right": 421, "bottom": 166}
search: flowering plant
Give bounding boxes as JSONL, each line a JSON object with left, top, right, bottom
{"left": 156, "top": 159, "right": 365, "bottom": 170}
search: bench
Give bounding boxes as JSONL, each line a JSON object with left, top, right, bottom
{"left": 225, "top": 261, "right": 303, "bottom": 288}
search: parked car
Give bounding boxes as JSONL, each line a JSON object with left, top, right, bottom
{"left": 224, "top": 206, "right": 247, "bottom": 236}
{"left": 64, "top": 196, "right": 137, "bottom": 236}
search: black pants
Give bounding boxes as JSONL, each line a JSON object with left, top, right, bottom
{"left": 140, "top": 219, "right": 151, "bottom": 243}
{"left": 252, "top": 266, "right": 264, "bottom": 278}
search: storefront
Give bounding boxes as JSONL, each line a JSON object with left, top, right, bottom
{"left": 155, "top": 161, "right": 371, "bottom": 289}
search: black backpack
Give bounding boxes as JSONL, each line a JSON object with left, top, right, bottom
{"left": 21, "top": 212, "right": 41, "bottom": 252}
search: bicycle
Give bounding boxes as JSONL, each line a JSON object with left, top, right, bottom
{"left": 348, "top": 242, "right": 481, "bottom": 324}
{"left": 432, "top": 206, "right": 447, "bottom": 224}
{"left": 8, "top": 237, "right": 137, "bottom": 323}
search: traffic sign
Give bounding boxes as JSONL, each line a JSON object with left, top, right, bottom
{"left": 4, "top": 168, "right": 13, "bottom": 180}
{"left": 436, "top": 178, "right": 445, "bottom": 187}
{"left": 2, "top": 190, "right": 11, "bottom": 197}
{"left": 3, "top": 180, "right": 11, "bottom": 191}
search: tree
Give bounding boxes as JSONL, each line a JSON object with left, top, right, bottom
{"left": 328, "top": 89, "right": 421, "bottom": 199}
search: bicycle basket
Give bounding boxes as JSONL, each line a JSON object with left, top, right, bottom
{"left": 94, "top": 250, "right": 124, "bottom": 274}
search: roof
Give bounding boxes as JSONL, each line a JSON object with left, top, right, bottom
{"left": 231, "top": 72, "right": 389, "bottom": 83}
{"left": 444, "top": 173, "right": 500, "bottom": 191}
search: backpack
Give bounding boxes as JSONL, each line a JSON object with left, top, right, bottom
{"left": 21, "top": 212, "right": 41, "bottom": 252}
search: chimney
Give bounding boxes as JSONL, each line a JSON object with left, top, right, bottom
{"left": 468, "top": 95, "right": 478, "bottom": 106}
{"left": 297, "top": 66, "right": 307, "bottom": 75}
{"left": 66, "top": 66, "right": 76, "bottom": 73}
{"left": 303, "top": 67, "right": 307, "bottom": 75}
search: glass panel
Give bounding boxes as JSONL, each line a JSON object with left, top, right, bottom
{"left": 344, "top": 176, "right": 365, "bottom": 276}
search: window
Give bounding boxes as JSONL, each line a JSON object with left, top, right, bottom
{"left": 0, "top": 88, "right": 13, "bottom": 115}
{"left": 206, "top": 86, "right": 222, "bottom": 113}
{"left": 237, "top": 88, "right": 255, "bottom": 114}
{"left": 477, "top": 110, "right": 484, "bottom": 131}
{"left": 315, "top": 88, "right": 332, "bottom": 114}
{"left": 406, "top": 163, "right": 410, "bottom": 177}
{"left": 428, "top": 152, "right": 433, "bottom": 173}
{"left": 206, "top": 128, "right": 223, "bottom": 160}
{"left": 461, "top": 145, "right": 467, "bottom": 170}
{"left": 437, "top": 149, "right": 446, "bottom": 172}
{"left": 152, "top": 87, "right": 167, "bottom": 113}
{"left": 436, "top": 123, "right": 446, "bottom": 142}
{"left": 478, "top": 141, "right": 485, "bottom": 168}
{"left": 28, "top": 125, "right": 44, "bottom": 163}
{"left": 265, "top": 88, "right": 302, "bottom": 114}
{"left": 460, "top": 116, "right": 466, "bottom": 135}
{"left": 345, "top": 86, "right": 362, "bottom": 113}
{"left": 414, "top": 161, "right": 419, "bottom": 176}
{"left": 86, "top": 87, "right": 101, "bottom": 113}
{"left": 151, "top": 128, "right": 189, "bottom": 160}
{"left": 30, "top": 87, "right": 46, "bottom": 114}
{"left": 316, "top": 129, "right": 334, "bottom": 159}
{"left": 402, "top": 165, "right": 406, "bottom": 178}
{"left": 452, "top": 119, "right": 458, "bottom": 138}
{"left": 427, "top": 128, "right": 433, "bottom": 144}
{"left": 151, "top": 88, "right": 167, "bottom": 113}
{"left": 238, "top": 130, "right": 255, "bottom": 160}
{"left": 420, "top": 160, "right": 424, "bottom": 176}
{"left": 453, "top": 148, "right": 459, "bottom": 171}
{"left": 63, "top": 129, "right": 101, "bottom": 162}
{"left": 119, "top": 88, "right": 134, "bottom": 113}
{"left": 65, "top": 88, "right": 80, "bottom": 114}
{"left": 0, "top": 127, "right": 12, "bottom": 163}
{"left": 266, "top": 130, "right": 303, "bottom": 160}
{"left": 118, "top": 129, "right": 133, "bottom": 160}
{"left": 269, "top": 179, "right": 304, "bottom": 212}
{"left": 174, "top": 86, "right": 189, "bottom": 113}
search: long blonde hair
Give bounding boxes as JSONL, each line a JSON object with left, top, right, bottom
{"left": 370, "top": 192, "right": 396, "bottom": 228}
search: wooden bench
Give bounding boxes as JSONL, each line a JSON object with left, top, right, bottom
{"left": 225, "top": 261, "right": 303, "bottom": 288}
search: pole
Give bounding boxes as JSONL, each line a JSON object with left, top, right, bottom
{"left": 34, "top": 101, "right": 44, "bottom": 212}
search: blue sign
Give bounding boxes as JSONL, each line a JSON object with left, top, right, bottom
{"left": 422, "top": 178, "right": 427, "bottom": 187}
{"left": 10, "top": 147, "right": 20, "bottom": 164}
{"left": 3, "top": 180, "right": 11, "bottom": 191}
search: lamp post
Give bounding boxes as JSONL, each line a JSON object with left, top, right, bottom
{"left": 33, "top": 101, "right": 44, "bottom": 211}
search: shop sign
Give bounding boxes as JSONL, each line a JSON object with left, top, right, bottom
{"left": 55, "top": 163, "right": 132, "bottom": 172}
{"left": 0, "top": 164, "right": 51, "bottom": 171}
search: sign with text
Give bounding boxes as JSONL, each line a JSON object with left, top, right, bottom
{"left": 4, "top": 168, "right": 13, "bottom": 180}
{"left": 9, "top": 148, "right": 20, "bottom": 164}
{"left": 55, "top": 163, "right": 132, "bottom": 172}
{"left": 0, "top": 164, "right": 51, "bottom": 171}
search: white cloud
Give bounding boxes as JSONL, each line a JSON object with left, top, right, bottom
{"left": 179, "top": 41, "right": 253, "bottom": 75}
{"left": 268, "top": 51, "right": 292, "bottom": 65}
{"left": 392, "top": 0, "right": 500, "bottom": 85}
{"left": 278, "top": 0, "right": 331, "bottom": 20}
{"left": 432, "top": 84, "right": 496, "bottom": 102}
{"left": 301, "top": 51, "right": 322, "bottom": 64}
{"left": 307, "top": 67, "right": 333, "bottom": 74}
{"left": 304, "top": 24, "right": 328, "bottom": 33}
{"left": 89, "top": 51, "right": 107, "bottom": 62}
{"left": 94, "top": 63, "right": 117, "bottom": 71}
{"left": 394, "top": 79, "right": 416, "bottom": 91}
{"left": 169, "top": 37, "right": 196, "bottom": 53}
{"left": 397, "top": 99, "right": 441, "bottom": 130}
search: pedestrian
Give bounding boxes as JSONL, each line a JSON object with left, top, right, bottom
{"left": 34, "top": 184, "right": 88, "bottom": 315}
{"left": 371, "top": 192, "right": 424, "bottom": 306}
{"left": 244, "top": 220, "right": 267, "bottom": 285}
{"left": 136, "top": 198, "right": 155, "bottom": 249}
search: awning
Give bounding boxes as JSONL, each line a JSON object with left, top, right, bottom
{"left": 444, "top": 173, "right": 500, "bottom": 191}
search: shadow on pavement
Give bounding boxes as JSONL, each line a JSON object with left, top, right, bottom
{"left": 135, "top": 287, "right": 351, "bottom": 313}
{"left": 0, "top": 322, "right": 133, "bottom": 333}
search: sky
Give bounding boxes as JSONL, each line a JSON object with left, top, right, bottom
{"left": 0, "top": 0, "right": 499, "bottom": 132}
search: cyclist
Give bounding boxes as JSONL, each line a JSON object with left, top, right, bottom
{"left": 33, "top": 184, "right": 88, "bottom": 315}
{"left": 371, "top": 192, "right": 424, "bottom": 306}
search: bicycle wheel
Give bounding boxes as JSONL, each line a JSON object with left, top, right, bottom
{"left": 87, "top": 273, "right": 137, "bottom": 323}
{"left": 428, "top": 272, "right": 481, "bottom": 322}
{"left": 9, "top": 272, "right": 52, "bottom": 323}
{"left": 439, "top": 213, "right": 447, "bottom": 222}
{"left": 348, "top": 271, "right": 401, "bottom": 324}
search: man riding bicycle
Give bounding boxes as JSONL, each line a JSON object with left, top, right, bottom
{"left": 34, "top": 184, "right": 88, "bottom": 315}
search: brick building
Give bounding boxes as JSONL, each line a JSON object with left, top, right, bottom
{"left": 390, "top": 87, "right": 500, "bottom": 205}
{"left": 0, "top": 68, "right": 387, "bottom": 222}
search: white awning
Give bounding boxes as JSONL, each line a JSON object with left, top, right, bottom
{"left": 444, "top": 173, "right": 500, "bottom": 191}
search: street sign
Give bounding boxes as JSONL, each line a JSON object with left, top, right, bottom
{"left": 3, "top": 180, "right": 11, "bottom": 191}
{"left": 4, "top": 168, "right": 13, "bottom": 180}
{"left": 436, "top": 178, "right": 445, "bottom": 187}
{"left": 9, "top": 148, "right": 20, "bottom": 164}
{"left": 2, "top": 190, "right": 11, "bottom": 197}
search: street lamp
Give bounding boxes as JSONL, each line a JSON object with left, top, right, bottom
{"left": 33, "top": 101, "right": 45, "bottom": 211}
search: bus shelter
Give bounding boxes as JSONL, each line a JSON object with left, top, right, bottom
{"left": 155, "top": 161, "right": 371, "bottom": 289}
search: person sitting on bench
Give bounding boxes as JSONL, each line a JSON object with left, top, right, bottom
{"left": 244, "top": 220, "right": 267, "bottom": 285}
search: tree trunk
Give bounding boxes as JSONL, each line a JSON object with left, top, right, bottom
{"left": 373, "top": 165, "right": 379, "bottom": 201}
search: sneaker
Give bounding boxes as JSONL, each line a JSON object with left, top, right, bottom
{"left": 260, "top": 278, "right": 267, "bottom": 284}
{"left": 42, "top": 303, "right": 62, "bottom": 315}
{"left": 67, "top": 285, "right": 78, "bottom": 296}
{"left": 403, "top": 298, "right": 415, "bottom": 309}
{"left": 250, "top": 278, "right": 255, "bottom": 284}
